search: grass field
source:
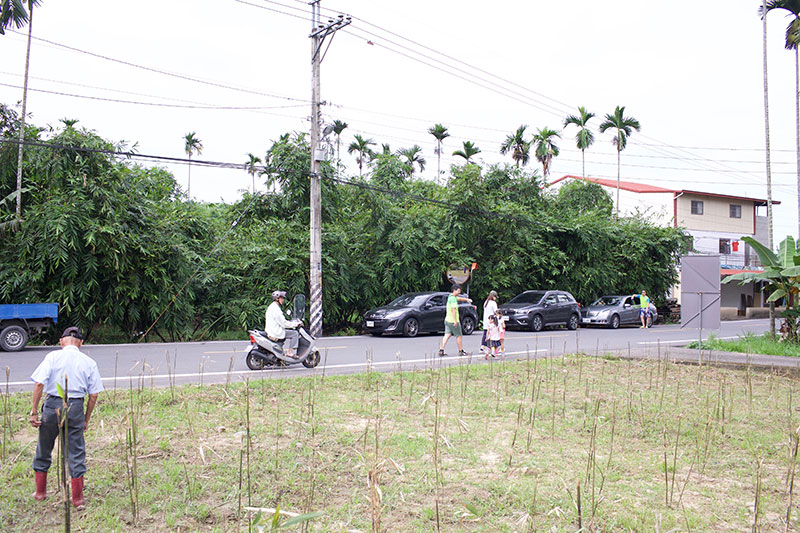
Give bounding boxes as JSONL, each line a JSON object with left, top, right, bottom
{"left": 690, "top": 332, "right": 800, "bottom": 358}
{"left": 2, "top": 351, "right": 800, "bottom": 531}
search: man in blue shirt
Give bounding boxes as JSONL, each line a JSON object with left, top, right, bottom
{"left": 29, "top": 327, "right": 103, "bottom": 510}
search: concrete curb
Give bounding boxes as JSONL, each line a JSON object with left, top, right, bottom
{"left": 610, "top": 346, "right": 800, "bottom": 374}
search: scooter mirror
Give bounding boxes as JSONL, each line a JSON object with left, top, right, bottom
{"left": 293, "top": 294, "right": 306, "bottom": 321}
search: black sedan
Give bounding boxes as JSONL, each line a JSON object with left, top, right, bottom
{"left": 498, "top": 290, "right": 580, "bottom": 332}
{"left": 362, "top": 292, "right": 478, "bottom": 337}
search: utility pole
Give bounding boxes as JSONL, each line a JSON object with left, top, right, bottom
{"left": 309, "top": 1, "right": 350, "bottom": 337}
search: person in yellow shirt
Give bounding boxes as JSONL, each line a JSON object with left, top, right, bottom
{"left": 438, "top": 284, "right": 472, "bottom": 357}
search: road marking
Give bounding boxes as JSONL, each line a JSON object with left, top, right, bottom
{"left": 511, "top": 334, "right": 568, "bottom": 340}
{"left": 3, "top": 349, "right": 549, "bottom": 387}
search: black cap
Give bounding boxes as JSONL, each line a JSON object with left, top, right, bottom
{"left": 60, "top": 327, "right": 84, "bottom": 340}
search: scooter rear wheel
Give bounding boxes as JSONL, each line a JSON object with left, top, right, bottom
{"left": 302, "top": 350, "right": 321, "bottom": 368}
{"left": 246, "top": 351, "right": 265, "bottom": 370}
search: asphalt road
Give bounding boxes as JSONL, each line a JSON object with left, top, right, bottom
{"left": 0, "top": 319, "right": 772, "bottom": 393}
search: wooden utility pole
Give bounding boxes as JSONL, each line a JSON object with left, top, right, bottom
{"left": 308, "top": 1, "right": 350, "bottom": 337}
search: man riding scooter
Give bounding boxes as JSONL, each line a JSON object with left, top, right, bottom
{"left": 265, "top": 290, "right": 302, "bottom": 358}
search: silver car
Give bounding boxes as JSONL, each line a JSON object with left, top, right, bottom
{"left": 581, "top": 295, "right": 658, "bottom": 329}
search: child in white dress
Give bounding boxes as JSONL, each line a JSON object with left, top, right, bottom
{"left": 485, "top": 315, "right": 502, "bottom": 359}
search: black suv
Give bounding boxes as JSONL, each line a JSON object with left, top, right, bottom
{"left": 363, "top": 292, "right": 478, "bottom": 337}
{"left": 498, "top": 290, "right": 580, "bottom": 332}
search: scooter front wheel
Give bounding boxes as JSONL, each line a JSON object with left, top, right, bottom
{"left": 302, "top": 350, "right": 321, "bottom": 368}
{"left": 246, "top": 351, "right": 265, "bottom": 370}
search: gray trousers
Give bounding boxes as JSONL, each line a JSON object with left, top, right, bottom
{"left": 283, "top": 330, "right": 299, "bottom": 351}
{"left": 33, "top": 395, "right": 87, "bottom": 478}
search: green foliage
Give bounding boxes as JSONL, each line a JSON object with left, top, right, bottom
{"left": 555, "top": 180, "right": 613, "bottom": 217}
{"left": 0, "top": 109, "right": 686, "bottom": 339}
{"left": 723, "top": 235, "right": 800, "bottom": 341}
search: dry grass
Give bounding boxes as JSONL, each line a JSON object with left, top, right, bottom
{"left": 2, "top": 352, "right": 800, "bottom": 531}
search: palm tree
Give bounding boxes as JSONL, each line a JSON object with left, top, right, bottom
{"left": 760, "top": 0, "right": 780, "bottom": 336}
{"left": 563, "top": 106, "right": 595, "bottom": 177}
{"left": 0, "top": 1, "right": 35, "bottom": 34}
{"left": 1, "top": 0, "right": 40, "bottom": 224}
{"left": 347, "top": 134, "right": 375, "bottom": 177}
{"left": 380, "top": 143, "right": 392, "bottom": 155}
{"left": 184, "top": 132, "right": 203, "bottom": 199}
{"left": 453, "top": 141, "right": 481, "bottom": 163}
{"left": 245, "top": 153, "right": 261, "bottom": 195}
{"left": 500, "top": 125, "right": 531, "bottom": 168}
{"left": 531, "top": 127, "right": 561, "bottom": 181}
{"left": 332, "top": 119, "right": 347, "bottom": 173}
{"left": 762, "top": 1, "right": 800, "bottom": 243}
{"left": 428, "top": 123, "right": 449, "bottom": 180}
{"left": 599, "top": 106, "right": 640, "bottom": 216}
{"left": 398, "top": 145, "right": 426, "bottom": 176}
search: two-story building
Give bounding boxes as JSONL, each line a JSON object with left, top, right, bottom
{"left": 549, "top": 175, "right": 778, "bottom": 314}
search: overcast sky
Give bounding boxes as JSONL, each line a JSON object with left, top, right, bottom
{"left": 1, "top": 1, "right": 798, "bottom": 242}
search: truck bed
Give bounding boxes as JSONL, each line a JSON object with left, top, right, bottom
{"left": 0, "top": 303, "right": 59, "bottom": 322}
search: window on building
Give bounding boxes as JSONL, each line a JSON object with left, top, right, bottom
{"left": 691, "top": 200, "right": 704, "bottom": 215}
{"left": 719, "top": 239, "right": 731, "bottom": 254}
{"left": 730, "top": 204, "right": 742, "bottom": 218}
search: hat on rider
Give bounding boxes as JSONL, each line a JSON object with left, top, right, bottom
{"left": 272, "top": 290, "right": 287, "bottom": 301}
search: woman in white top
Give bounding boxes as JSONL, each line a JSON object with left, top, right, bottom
{"left": 481, "top": 290, "right": 498, "bottom": 355}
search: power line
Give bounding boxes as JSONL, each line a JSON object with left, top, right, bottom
{"left": 5, "top": 12, "right": 797, "bottom": 195}
{"left": 236, "top": 0, "right": 309, "bottom": 20}
{"left": 0, "top": 82, "right": 308, "bottom": 110}
{"left": 0, "top": 136, "right": 309, "bottom": 174}
{"left": 7, "top": 29, "right": 311, "bottom": 104}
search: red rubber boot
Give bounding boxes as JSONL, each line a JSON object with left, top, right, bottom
{"left": 32, "top": 471, "right": 47, "bottom": 501}
{"left": 71, "top": 477, "right": 85, "bottom": 510}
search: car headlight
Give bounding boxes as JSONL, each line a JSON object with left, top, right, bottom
{"left": 383, "top": 309, "right": 406, "bottom": 319}
{"left": 596, "top": 310, "right": 610, "bottom": 318}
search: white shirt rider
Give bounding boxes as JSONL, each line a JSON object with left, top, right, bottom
{"left": 264, "top": 291, "right": 301, "bottom": 357}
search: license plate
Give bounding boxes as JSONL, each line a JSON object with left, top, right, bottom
{"left": 366, "top": 320, "right": 375, "bottom": 328}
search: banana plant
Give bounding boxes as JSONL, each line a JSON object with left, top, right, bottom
{"left": 723, "top": 236, "right": 800, "bottom": 341}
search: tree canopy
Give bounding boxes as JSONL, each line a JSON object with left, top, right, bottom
{"left": 0, "top": 107, "right": 686, "bottom": 341}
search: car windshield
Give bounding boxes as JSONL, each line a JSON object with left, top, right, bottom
{"left": 508, "top": 291, "right": 546, "bottom": 305}
{"left": 387, "top": 294, "right": 428, "bottom": 308}
{"left": 592, "top": 296, "right": 621, "bottom": 306}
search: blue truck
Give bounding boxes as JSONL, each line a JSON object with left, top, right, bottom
{"left": 0, "top": 303, "right": 59, "bottom": 352}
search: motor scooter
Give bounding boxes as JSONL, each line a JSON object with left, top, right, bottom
{"left": 245, "top": 294, "right": 321, "bottom": 370}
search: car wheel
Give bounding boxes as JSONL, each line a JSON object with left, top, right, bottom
{"left": 567, "top": 313, "right": 579, "bottom": 331}
{"left": 0, "top": 325, "right": 28, "bottom": 352}
{"left": 530, "top": 314, "right": 544, "bottom": 332}
{"left": 402, "top": 318, "right": 419, "bottom": 337}
{"left": 461, "top": 316, "right": 476, "bottom": 335}
{"left": 609, "top": 314, "right": 620, "bottom": 330}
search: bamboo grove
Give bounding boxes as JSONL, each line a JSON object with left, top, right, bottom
{"left": 0, "top": 105, "right": 687, "bottom": 342}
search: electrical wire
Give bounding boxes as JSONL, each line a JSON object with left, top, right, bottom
{"left": 6, "top": 29, "right": 311, "bottom": 104}
{"left": 0, "top": 82, "right": 308, "bottom": 110}
{"left": 5, "top": 8, "right": 797, "bottom": 196}
{"left": 0, "top": 136, "right": 306, "bottom": 173}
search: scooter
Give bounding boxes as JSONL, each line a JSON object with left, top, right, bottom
{"left": 245, "top": 294, "right": 321, "bottom": 370}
